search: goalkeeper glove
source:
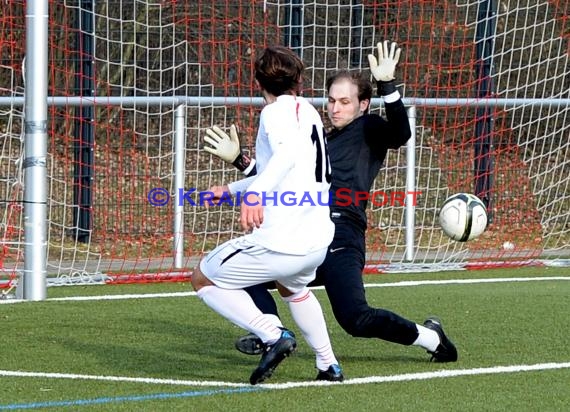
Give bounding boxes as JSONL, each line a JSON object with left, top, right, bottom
{"left": 367, "top": 40, "right": 402, "bottom": 96}
{"left": 204, "top": 125, "right": 256, "bottom": 175}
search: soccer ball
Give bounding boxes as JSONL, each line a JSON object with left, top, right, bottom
{"left": 438, "top": 193, "right": 488, "bottom": 241}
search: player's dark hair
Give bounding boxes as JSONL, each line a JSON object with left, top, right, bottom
{"left": 254, "top": 46, "right": 304, "bottom": 96}
{"left": 326, "top": 70, "right": 373, "bottom": 112}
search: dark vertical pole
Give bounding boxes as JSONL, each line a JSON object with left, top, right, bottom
{"left": 350, "top": 0, "right": 363, "bottom": 67}
{"left": 474, "top": 0, "right": 496, "bottom": 222}
{"left": 284, "top": 0, "right": 303, "bottom": 56}
{"left": 73, "top": 0, "right": 95, "bottom": 242}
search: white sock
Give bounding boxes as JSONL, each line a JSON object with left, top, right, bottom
{"left": 266, "top": 314, "right": 284, "bottom": 329}
{"left": 282, "top": 288, "right": 338, "bottom": 371}
{"left": 197, "top": 285, "right": 281, "bottom": 343}
{"left": 412, "top": 324, "right": 440, "bottom": 352}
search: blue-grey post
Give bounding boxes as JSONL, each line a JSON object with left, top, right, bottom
{"left": 23, "top": 0, "right": 48, "bottom": 300}
{"left": 474, "top": 0, "right": 497, "bottom": 221}
{"left": 349, "top": 0, "right": 363, "bottom": 68}
{"left": 73, "top": 0, "right": 95, "bottom": 243}
{"left": 284, "top": 0, "right": 303, "bottom": 57}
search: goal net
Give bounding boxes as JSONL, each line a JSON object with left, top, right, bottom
{"left": 0, "top": 0, "right": 568, "bottom": 288}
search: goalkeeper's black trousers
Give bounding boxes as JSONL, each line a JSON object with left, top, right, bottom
{"left": 244, "top": 218, "right": 419, "bottom": 346}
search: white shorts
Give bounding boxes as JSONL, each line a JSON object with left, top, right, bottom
{"left": 199, "top": 236, "right": 327, "bottom": 293}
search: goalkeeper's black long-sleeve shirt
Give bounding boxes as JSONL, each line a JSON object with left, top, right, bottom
{"left": 241, "top": 92, "right": 411, "bottom": 229}
{"left": 326, "top": 97, "right": 411, "bottom": 229}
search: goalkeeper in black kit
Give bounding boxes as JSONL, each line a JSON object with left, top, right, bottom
{"left": 204, "top": 40, "right": 458, "bottom": 364}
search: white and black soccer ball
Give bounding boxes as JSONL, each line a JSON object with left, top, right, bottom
{"left": 438, "top": 193, "right": 488, "bottom": 241}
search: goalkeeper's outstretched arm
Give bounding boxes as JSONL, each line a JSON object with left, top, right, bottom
{"left": 203, "top": 125, "right": 257, "bottom": 177}
{"left": 364, "top": 39, "right": 410, "bottom": 153}
{"left": 367, "top": 39, "right": 402, "bottom": 101}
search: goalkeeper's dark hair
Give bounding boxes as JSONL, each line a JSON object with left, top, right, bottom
{"left": 326, "top": 70, "right": 373, "bottom": 113}
{"left": 255, "top": 46, "right": 304, "bottom": 96}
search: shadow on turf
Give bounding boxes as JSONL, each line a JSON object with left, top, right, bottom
{"left": 56, "top": 317, "right": 258, "bottom": 382}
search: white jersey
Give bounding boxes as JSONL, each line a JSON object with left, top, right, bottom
{"left": 228, "top": 95, "right": 334, "bottom": 255}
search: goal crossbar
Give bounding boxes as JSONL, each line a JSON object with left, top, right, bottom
{"left": 1, "top": 97, "right": 569, "bottom": 108}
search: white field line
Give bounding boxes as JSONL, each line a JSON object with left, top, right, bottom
{"left": 1, "top": 276, "right": 569, "bottom": 304}
{"left": 0, "top": 369, "right": 249, "bottom": 388}
{"left": 0, "top": 362, "right": 569, "bottom": 390}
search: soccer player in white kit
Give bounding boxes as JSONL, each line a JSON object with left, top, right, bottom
{"left": 191, "top": 45, "right": 343, "bottom": 385}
